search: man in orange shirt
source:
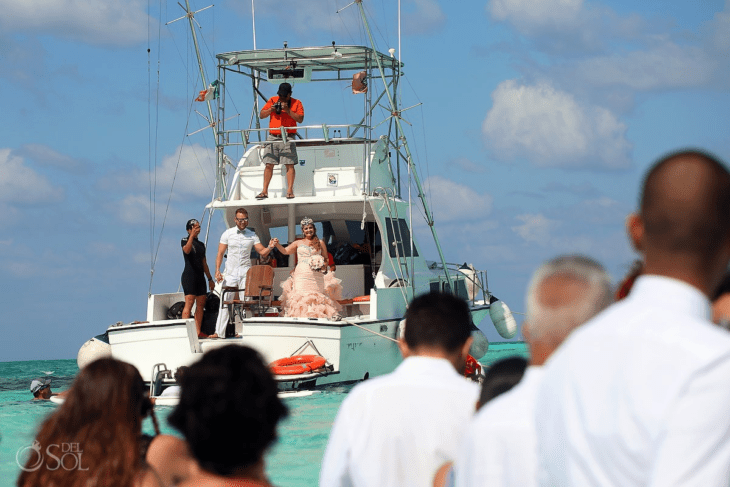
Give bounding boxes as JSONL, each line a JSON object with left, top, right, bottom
{"left": 257, "top": 82, "right": 304, "bottom": 200}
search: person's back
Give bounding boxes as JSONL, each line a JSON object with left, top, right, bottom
{"left": 456, "top": 255, "right": 612, "bottom": 487}
{"left": 320, "top": 292, "right": 479, "bottom": 487}
{"left": 536, "top": 150, "right": 730, "bottom": 486}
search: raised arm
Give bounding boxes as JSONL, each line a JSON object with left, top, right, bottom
{"left": 274, "top": 238, "right": 299, "bottom": 256}
{"left": 253, "top": 240, "right": 275, "bottom": 257}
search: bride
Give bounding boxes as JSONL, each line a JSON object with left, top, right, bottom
{"left": 273, "top": 217, "right": 343, "bottom": 318}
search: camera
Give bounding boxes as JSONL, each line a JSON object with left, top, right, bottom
{"left": 273, "top": 102, "right": 283, "bottom": 114}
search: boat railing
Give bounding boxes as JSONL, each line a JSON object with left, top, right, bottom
{"left": 222, "top": 123, "right": 371, "bottom": 150}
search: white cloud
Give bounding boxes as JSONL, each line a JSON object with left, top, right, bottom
{"left": 115, "top": 193, "right": 189, "bottom": 228}
{"left": 249, "top": 0, "right": 360, "bottom": 37}
{"left": 488, "top": 0, "right": 582, "bottom": 33}
{"left": 511, "top": 213, "right": 559, "bottom": 244}
{"left": 482, "top": 80, "right": 632, "bottom": 168}
{"left": 402, "top": 0, "right": 446, "bottom": 35}
{"left": 14, "top": 144, "right": 84, "bottom": 172}
{"left": 153, "top": 145, "right": 216, "bottom": 198}
{"left": 423, "top": 176, "right": 494, "bottom": 222}
{"left": 0, "top": 0, "right": 151, "bottom": 46}
{"left": 247, "top": 0, "right": 443, "bottom": 38}
{"left": 0, "top": 148, "right": 64, "bottom": 204}
{"left": 118, "top": 195, "right": 151, "bottom": 225}
{"left": 571, "top": 42, "right": 716, "bottom": 91}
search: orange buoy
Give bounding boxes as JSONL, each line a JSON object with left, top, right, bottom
{"left": 270, "top": 355, "right": 327, "bottom": 376}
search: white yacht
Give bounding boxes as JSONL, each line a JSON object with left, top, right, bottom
{"left": 77, "top": 1, "right": 517, "bottom": 392}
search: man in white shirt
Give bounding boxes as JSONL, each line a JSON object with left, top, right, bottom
{"left": 454, "top": 255, "right": 612, "bottom": 487}
{"left": 536, "top": 150, "right": 730, "bottom": 486}
{"left": 213, "top": 208, "right": 274, "bottom": 338}
{"left": 319, "top": 292, "right": 479, "bottom": 487}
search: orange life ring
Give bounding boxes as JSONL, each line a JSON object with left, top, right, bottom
{"left": 270, "top": 355, "right": 327, "bottom": 376}
{"left": 352, "top": 295, "right": 370, "bottom": 303}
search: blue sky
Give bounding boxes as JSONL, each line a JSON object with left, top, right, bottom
{"left": 1, "top": 0, "right": 728, "bottom": 361}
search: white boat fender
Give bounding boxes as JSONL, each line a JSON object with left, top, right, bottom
{"left": 458, "top": 263, "right": 479, "bottom": 301}
{"left": 77, "top": 334, "right": 112, "bottom": 370}
{"left": 489, "top": 296, "right": 518, "bottom": 339}
{"left": 469, "top": 324, "right": 489, "bottom": 359}
{"left": 396, "top": 319, "right": 406, "bottom": 341}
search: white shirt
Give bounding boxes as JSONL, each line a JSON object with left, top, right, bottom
{"left": 454, "top": 366, "right": 544, "bottom": 487}
{"left": 220, "top": 227, "right": 260, "bottom": 277}
{"left": 320, "top": 356, "right": 479, "bottom": 487}
{"left": 536, "top": 275, "right": 730, "bottom": 486}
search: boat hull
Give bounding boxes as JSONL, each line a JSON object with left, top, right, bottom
{"left": 104, "top": 316, "right": 403, "bottom": 388}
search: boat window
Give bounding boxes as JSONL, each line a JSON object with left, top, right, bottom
{"left": 345, "top": 221, "right": 381, "bottom": 250}
{"left": 385, "top": 218, "right": 418, "bottom": 258}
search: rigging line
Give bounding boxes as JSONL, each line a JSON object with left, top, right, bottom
{"left": 149, "top": 80, "right": 200, "bottom": 283}
{"left": 363, "top": 1, "right": 389, "bottom": 49}
{"left": 342, "top": 319, "right": 399, "bottom": 343}
{"left": 148, "top": 0, "right": 153, "bottom": 275}
{"left": 334, "top": 0, "right": 358, "bottom": 45}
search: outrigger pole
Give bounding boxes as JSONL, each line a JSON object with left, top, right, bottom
{"left": 169, "top": 1, "right": 225, "bottom": 202}
{"left": 354, "top": 0, "right": 455, "bottom": 292}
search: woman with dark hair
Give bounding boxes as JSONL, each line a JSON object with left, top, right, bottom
{"left": 181, "top": 218, "right": 215, "bottom": 338}
{"left": 149, "top": 345, "right": 288, "bottom": 486}
{"left": 274, "top": 217, "right": 343, "bottom": 318}
{"left": 17, "top": 357, "right": 161, "bottom": 487}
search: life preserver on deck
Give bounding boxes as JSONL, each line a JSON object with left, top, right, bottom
{"left": 270, "top": 355, "right": 327, "bottom": 376}
{"left": 352, "top": 295, "right": 370, "bottom": 303}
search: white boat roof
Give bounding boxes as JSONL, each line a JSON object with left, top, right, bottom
{"left": 217, "top": 45, "right": 403, "bottom": 75}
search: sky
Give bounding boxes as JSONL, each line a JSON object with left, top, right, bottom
{"left": 1, "top": 0, "right": 729, "bottom": 361}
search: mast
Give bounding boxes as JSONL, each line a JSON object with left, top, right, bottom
{"left": 356, "top": 1, "right": 454, "bottom": 291}
{"left": 175, "top": 0, "right": 225, "bottom": 200}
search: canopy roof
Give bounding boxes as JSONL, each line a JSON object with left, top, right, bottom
{"left": 217, "top": 45, "right": 403, "bottom": 75}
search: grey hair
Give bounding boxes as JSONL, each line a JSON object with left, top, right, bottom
{"left": 524, "top": 255, "right": 613, "bottom": 345}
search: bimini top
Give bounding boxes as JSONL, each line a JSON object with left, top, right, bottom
{"left": 217, "top": 45, "right": 403, "bottom": 79}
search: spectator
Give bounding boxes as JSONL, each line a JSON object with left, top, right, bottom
{"left": 455, "top": 255, "right": 612, "bottom": 487}
{"left": 434, "top": 356, "right": 528, "bottom": 487}
{"left": 320, "top": 292, "right": 478, "bottom": 487}
{"left": 18, "top": 358, "right": 160, "bottom": 487}
{"left": 29, "top": 377, "right": 67, "bottom": 401}
{"left": 149, "top": 345, "right": 288, "bottom": 486}
{"left": 536, "top": 150, "right": 730, "bottom": 485}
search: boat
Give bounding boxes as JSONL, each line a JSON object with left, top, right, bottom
{"left": 77, "top": 0, "right": 517, "bottom": 393}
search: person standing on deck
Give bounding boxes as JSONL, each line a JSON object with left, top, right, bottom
{"left": 536, "top": 150, "right": 730, "bottom": 486}
{"left": 453, "top": 255, "right": 612, "bottom": 487}
{"left": 320, "top": 292, "right": 478, "bottom": 487}
{"left": 212, "top": 208, "right": 275, "bottom": 338}
{"left": 256, "top": 82, "right": 304, "bottom": 200}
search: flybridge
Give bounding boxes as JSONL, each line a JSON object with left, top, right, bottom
{"left": 218, "top": 44, "right": 403, "bottom": 82}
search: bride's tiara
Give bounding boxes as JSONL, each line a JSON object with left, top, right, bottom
{"left": 300, "top": 217, "right": 314, "bottom": 227}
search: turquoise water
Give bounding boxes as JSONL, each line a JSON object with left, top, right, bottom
{"left": 0, "top": 342, "right": 528, "bottom": 486}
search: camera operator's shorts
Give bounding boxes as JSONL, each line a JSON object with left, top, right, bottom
{"left": 262, "top": 135, "right": 298, "bottom": 165}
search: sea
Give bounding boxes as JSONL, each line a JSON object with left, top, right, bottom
{"left": 0, "top": 342, "right": 528, "bottom": 487}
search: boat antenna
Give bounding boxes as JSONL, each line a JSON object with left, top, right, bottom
{"left": 354, "top": 0, "right": 454, "bottom": 292}
{"left": 251, "top": 0, "right": 257, "bottom": 50}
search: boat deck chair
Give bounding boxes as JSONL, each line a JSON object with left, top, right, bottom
{"left": 222, "top": 265, "right": 275, "bottom": 322}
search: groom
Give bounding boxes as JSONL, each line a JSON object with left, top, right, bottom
{"left": 212, "top": 207, "right": 275, "bottom": 338}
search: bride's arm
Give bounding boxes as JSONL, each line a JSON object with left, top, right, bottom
{"left": 274, "top": 238, "right": 299, "bottom": 255}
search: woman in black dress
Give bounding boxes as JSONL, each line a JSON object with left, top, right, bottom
{"left": 181, "top": 219, "right": 214, "bottom": 338}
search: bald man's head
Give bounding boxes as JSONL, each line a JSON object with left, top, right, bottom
{"left": 639, "top": 150, "right": 730, "bottom": 258}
